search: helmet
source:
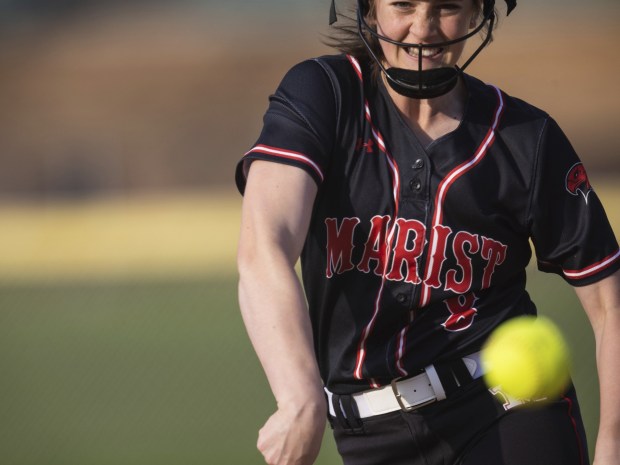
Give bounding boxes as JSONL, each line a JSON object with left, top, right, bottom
{"left": 329, "top": 0, "right": 517, "bottom": 99}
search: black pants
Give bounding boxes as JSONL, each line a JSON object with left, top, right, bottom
{"left": 330, "top": 378, "right": 589, "bottom": 465}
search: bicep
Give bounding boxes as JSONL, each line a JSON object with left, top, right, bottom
{"left": 238, "top": 160, "right": 318, "bottom": 267}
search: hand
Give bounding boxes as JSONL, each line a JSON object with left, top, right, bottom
{"left": 257, "top": 399, "right": 326, "bottom": 465}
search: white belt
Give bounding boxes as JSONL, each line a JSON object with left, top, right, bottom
{"left": 326, "top": 352, "right": 483, "bottom": 419}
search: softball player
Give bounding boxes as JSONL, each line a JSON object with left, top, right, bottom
{"left": 236, "top": 0, "right": 620, "bottom": 464}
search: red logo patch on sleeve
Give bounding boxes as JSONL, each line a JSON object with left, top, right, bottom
{"left": 565, "top": 162, "right": 592, "bottom": 204}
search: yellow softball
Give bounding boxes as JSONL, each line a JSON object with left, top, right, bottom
{"left": 481, "top": 315, "right": 572, "bottom": 401}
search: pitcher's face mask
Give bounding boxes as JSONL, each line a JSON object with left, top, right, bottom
{"left": 329, "top": 0, "right": 517, "bottom": 99}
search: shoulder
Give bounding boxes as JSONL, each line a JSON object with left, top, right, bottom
{"left": 277, "top": 54, "right": 361, "bottom": 97}
{"left": 274, "top": 54, "right": 368, "bottom": 132}
{"left": 464, "top": 74, "right": 552, "bottom": 145}
{"left": 466, "top": 74, "right": 548, "bottom": 118}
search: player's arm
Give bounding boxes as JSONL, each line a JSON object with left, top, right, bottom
{"left": 574, "top": 269, "right": 620, "bottom": 465}
{"left": 237, "top": 160, "right": 325, "bottom": 465}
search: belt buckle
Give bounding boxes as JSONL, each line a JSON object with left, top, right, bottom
{"left": 390, "top": 377, "right": 436, "bottom": 412}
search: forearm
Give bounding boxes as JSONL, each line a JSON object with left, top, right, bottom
{"left": 238, "top": 252, "right": 325, "bottom": 408}
{"left": 238, "top": 253, "right": 326, "bottom": 465}
{"left": 575, "top": 271, "right": 620, "bottom": 464}
{"left": 592, "top": 308, "right": 620, "bottom": 463}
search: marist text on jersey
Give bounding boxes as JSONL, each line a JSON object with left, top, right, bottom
{"left": 324, "top": 215, "right": 508, "bottom": 296}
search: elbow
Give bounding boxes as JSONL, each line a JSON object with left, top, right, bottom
{"left": 236, "top": 239, "right": 258, "bottom": 294}
{"left": 237, "top": 232, "right": 296, "bottom": 282}
{"left": 236, "top": 241, "right": 254, "bottom": 278}
{"left": 236, "top": 236, "right": 276, "bottom": 300}
{"left": 236, "top": 243, "right": 257, "bottom": 322}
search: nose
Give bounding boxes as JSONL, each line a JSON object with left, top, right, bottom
{"left": 408, "top": 6, "right": 438, "bottom": 43}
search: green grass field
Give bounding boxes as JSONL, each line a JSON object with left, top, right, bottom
{"left": 0, "top": 271, "right": 600, "bottom": 464}
{"left": 1, "top": 183, "right": 617, "bottom": 464}
{"left": 0, "top": 275, "right": 341, "bottom": 465}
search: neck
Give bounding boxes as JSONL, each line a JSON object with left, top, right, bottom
{"left": 384, "top": 74, "right": 468, "bottom": 145}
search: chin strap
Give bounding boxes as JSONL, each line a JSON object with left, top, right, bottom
{"left": 385, "top": 67, "right": 459, "bottom": 100}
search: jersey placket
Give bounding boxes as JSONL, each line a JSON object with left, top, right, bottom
{"left": 381, "top": 122, "right": 434, "bottom": 378}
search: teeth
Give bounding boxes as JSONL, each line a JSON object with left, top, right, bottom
{"left": 407, "top": 47, "right": 442, "bottom": 57}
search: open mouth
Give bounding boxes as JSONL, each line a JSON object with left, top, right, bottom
{"left": 405, "top": 47, "right": 444, "bottom": 59}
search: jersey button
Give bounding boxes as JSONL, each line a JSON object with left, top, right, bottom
{"left": 396, "top": 293, "right": 407, "bottom": 303}
{"left": 412, "top": 159, "right": 424, "bottom": 169}
{"left": 409, "top": 179, "right": 422, "bottom": 191}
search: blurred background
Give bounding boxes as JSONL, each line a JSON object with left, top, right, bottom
{"left": 0, "top": 0, "right": 618, "bottom": 463}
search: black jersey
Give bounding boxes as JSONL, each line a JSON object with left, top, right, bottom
{"left": 236, "top": 54, "right": 620, "bottom": 395}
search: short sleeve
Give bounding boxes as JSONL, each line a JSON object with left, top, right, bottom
{"left": 529, "top": 117, "right": 620, "bottom": 286}
{"left": 235, "top": 59, "right": 339, "bottom": 194}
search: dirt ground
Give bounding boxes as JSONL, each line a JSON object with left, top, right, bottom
{"left": 0, "top": 5, "right": 617, "bottom": 198}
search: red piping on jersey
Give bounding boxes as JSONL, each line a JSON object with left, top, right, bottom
{"left": 347, "top": 54, "right": 363, "bottom": 81}
{"left": 561, "top": 248, "right": 620, "bottom": 280}
{"left": 347, "top": 55, "right": 402, "bottom": 384}
{"left": 395, "top": 310, "right": 415, "bottom": 376}
{"left": 245, "top": 144, "right": 325, "bottom": 182}
{"left": 419, "top": 86, "right": 505, "bottom": 308}
{"left": 563, "top": 395, "right": 586, "bottom": 465}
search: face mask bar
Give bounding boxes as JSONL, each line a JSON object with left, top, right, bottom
{"left": 356, "top": 0, "right": 496, "bottom": 99}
